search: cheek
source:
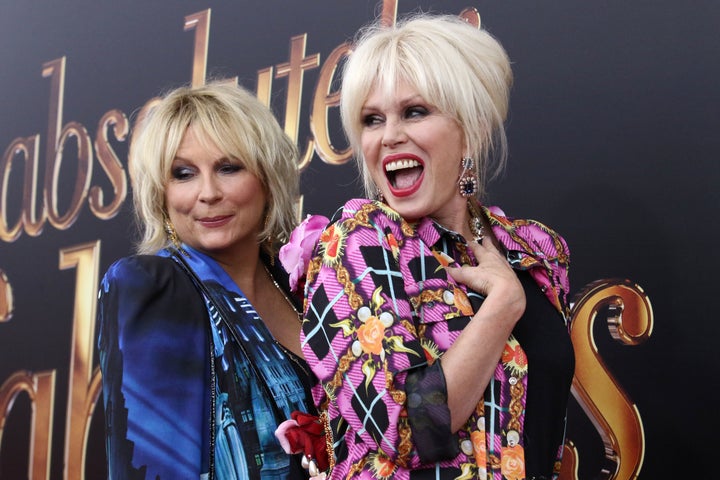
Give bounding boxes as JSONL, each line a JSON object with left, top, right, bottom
{"left": 232, "top": 177, "right": 266, "bottom": 211}
{"left": 360, "top": 132, "right": 380, "bottom": 164}
{"left": 164, "top": 184, "right": 191, "bottom": 214}
{"left": 360, "top": 135, "right": 384, "bottom": 186}
{"left": 432, "top": 131, "right": 463, "bottom": 170}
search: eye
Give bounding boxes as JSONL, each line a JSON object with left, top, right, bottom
{"left": 171, "top": 165, "right": 195, "bottom": 181}
{"left": 404, "top": 105, "right": 429, "bottom": 119}
{"left": 218, "top": 162, "right": 243, "bottom": 175}
{"left": 361, "top": 113, "right": 384, "bottom": 127}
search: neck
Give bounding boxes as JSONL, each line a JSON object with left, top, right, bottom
{"left": 207, "top": 246, "right": 264, "bottom": 296}
{"left": 431, "top": 199, "right": 476, "bottom": 241}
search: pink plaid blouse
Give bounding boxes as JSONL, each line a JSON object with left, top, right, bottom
{"left": 302, "top": 199, "right": 571, "bottom": 479}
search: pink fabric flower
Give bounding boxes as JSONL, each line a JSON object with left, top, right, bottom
{"left": 280, "top": 214, "right": 329, "bottom": 295}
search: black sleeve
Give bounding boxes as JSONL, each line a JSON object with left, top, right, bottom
{"left": 97, "top": 255, "right": 211, "bottom": 479}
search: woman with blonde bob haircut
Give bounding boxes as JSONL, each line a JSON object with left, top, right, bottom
{"left": 130, "top": 81, "right": 299, "bottom": 256}
{"left": 98, "top": 81, "right": 317, "bottom": 479}
{"left": 296, "top": 13, "right": 574, "bottom": 480}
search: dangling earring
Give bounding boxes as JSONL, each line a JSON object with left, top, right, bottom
{"left": 375, "top": 187, "right": 385, "bottom": 203}
{"left": 263, "top": 212, "right": 275, "bottom": 265}
{"left": 458, "top": 156, "right": 478, "bottom": 198}
{"left": 467, "top": 199, "right": 485, "bottom": 243}
{"left": 164, "top": 215, "right": 186, "bottom": 255}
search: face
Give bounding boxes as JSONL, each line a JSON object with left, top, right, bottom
{"left": 165, "top": 125, "right": 266, "bottom": 261}
{"left": 360, "top": 80, "right": 467, "bottom": 229}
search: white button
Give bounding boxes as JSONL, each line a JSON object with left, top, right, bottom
{"left": 507, "top": 430, "right": 520, "bottom": 447}
{"left": 357, "top": 306, "right": 371, "bottom": 321}
{"left": 460, "top": 439, "right": 473, "bottom": 455}
{"left": 379, "top": 311, "right": 394, "bottom": 327}
{"left": 351, "top": 341, "right": 362, "bottom": 357}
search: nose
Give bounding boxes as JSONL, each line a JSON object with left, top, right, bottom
{"left": 381, "top": 118, "right": 407, "bottom": 148}
{"left": 198, "top": 174, "right": 222, "bottom": 203}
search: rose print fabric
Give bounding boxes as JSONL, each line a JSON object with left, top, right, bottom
{"left": 301, "top": 199, "right": 571, "bottom": 479}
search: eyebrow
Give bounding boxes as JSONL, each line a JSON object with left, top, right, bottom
{"left": 171, "top": 154, "right": 234, "bottom": 164}
{"left": 362, "top": 93, "right": 426, "bottom": 111}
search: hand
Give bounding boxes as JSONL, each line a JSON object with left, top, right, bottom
{"left": 441, "top": 238, "right": 527, "bottom": 430}
{"left": 446, "top": 238, "right": 526, "bottom": 323}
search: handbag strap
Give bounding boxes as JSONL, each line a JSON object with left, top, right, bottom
{"left": 169, "top": 248, "right": 287, "bottom": 421}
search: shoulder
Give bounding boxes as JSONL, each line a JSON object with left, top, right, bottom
{"left": 104, "top": 254, "right": 173, "bottom": 274}
{"left": 97, "top": 254, "right": 207, "bottom": 349}
{"left": 100, "top": 254, "right": 196, "bottom": 298}
{"left": 337, "top": 198, "right": 397, "bottom": 221}
{"left": 319, "top": 199, "right": 420, "bottom": 262}
{"left": 307, "top": 199, "right": 409, "bottom": 284}
{"left": 485, "top": 205, "right": 570, "bottom": 264}
{"left": 334, "top": 198, "right": 411, "bottom": 238}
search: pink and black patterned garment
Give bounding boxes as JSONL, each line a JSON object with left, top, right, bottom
{"left": 302, "top": 199, "right": 574, "bottom": 480}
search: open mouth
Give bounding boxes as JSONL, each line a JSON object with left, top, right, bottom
{"left": 385, "top": 158, "right": 424, "bottom": 192}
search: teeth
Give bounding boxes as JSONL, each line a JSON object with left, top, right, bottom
{"left": 385, "top": 159, "right": 420, "bottom": 172}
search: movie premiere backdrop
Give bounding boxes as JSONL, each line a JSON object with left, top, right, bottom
{"left": 0, "top": 0, "right": 717, "bottom": 478}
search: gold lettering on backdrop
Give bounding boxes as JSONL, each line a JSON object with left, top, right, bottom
{"left": 559, "top": 279, "right": 652, "bottom": 480}
{"left": 0, "top": 8, "right": 653, "bottom": 477}
{"left": 89, "top": 110, "right": 129, "bottom": 220}
{"left": 275, "top": 34, "right": 320, "bottom": 169}
{"left": 42, "top": 58, "right": 62, "bottom": 230}
{"left": 1, "top": 136, "right": 40, "bottom": 241}
{"left": 0, "top": 4, "right": 484, "bottom": 243}
{"left": 59, "top": 241, "right": 103, "bottom": 480}
{"left": 559, "top": 439, "right": 580, "bottom": 480}
{"left": 0, "top": 370, "right": 56, "bottom": 480}
{"left": 49, "top": 121, "right": 93, "bottom": 228}
{"left": 17, "top": 135, "right": 43, "bottom": 237}
{"left": 256, "top": 67, "right": 274, "bottom": 107}
{"left": 42, "top": 58, "right": 94, "bottom": 230}
{"left": 381, "top": 0, "right": 398, "bottom": 27}
{"left": 308, "top": 42, "right": 352, "bottom": 168}
{"left": 1, "top": 59, "right": 133, "bottom": 242}
{"left": 459, "top": 7, "right": 482, "bottom": 27}
{"left": 184, "top": 10, "right": 211, "bottom": 87}
{"left": 0, "top": 268, "right": 12, "bottom": 322}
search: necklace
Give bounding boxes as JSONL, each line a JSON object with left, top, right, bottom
{"left": 263, "top": 264, "right": 303, "bottom": 324}
{"left": 467, "top": 201, "right": 485, "bottom": 243}
{"left": 262, "top": 263, "right": 311, "bottom": 378}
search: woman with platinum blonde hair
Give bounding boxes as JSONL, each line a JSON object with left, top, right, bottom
{"left": 288, "top": 12, "right": 574, "bottom": 480}
{"left": 98, "top": 81, "right": 317, "bottom": 479}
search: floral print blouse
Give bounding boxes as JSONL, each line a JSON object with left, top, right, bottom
{"left": 301, "top": 199, "right": 571, "bottom": 480}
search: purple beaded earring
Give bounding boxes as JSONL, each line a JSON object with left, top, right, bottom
{"left": 458, "top": 156, "right": 478, "bottom": 197}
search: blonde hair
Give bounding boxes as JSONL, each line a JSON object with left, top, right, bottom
{"left": 129, "top": 81, "right": 299, "bottom": 255}
{"left": 340, "top": 13, "right": 513, "bottom": 199}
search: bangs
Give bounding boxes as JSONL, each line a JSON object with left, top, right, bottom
{"left": 187, "top": 104, "right": 262, "bottom": 180}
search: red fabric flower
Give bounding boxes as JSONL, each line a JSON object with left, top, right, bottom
{"left": 274, "top": 411, "right": 329, "bottom": 472}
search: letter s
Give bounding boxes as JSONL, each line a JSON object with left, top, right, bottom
{"left": 560, "top": 279, "right": 653, "bottom": 480}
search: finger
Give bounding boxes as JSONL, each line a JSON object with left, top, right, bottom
{"left": 446, "top": 263, "right": 477, "bottom": 283}
{"left": 446, "top": 265, "right": 490, "bottom": 296}
{"left": 472, "top": 235, "right": 504, "bottom": 259}
{"left": 466, "top": 238, "right": 492, "bottom": 261}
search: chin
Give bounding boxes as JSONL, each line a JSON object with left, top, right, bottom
{"left": 385, "top": 202, "right": 424, "bottom": 222}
